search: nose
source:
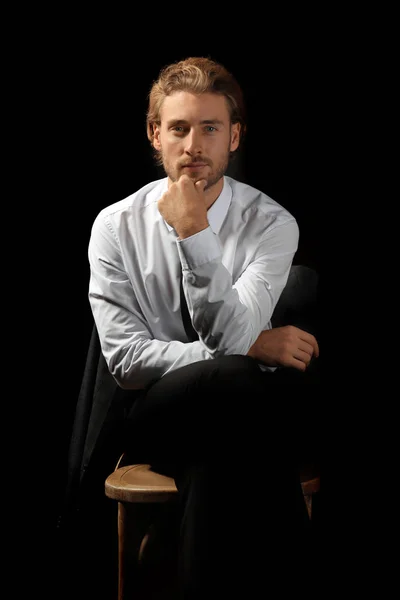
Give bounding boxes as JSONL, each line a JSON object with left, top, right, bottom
{"left": 184, "top": 129, "right": 203, "bottom": 155}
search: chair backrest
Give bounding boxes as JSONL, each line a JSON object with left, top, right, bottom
{"left": 271, "top": 265, "right": 319, "bottom": 335}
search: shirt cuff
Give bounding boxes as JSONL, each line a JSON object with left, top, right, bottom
{"left": 176, "top": 226, "right": 222, "bottom": 270}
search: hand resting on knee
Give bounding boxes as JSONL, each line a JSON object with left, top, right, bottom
{"left": 247, "top": 325, "right": 319, "bottom": 372}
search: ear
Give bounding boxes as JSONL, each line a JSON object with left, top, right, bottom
{"left": 230, "top": 123, "right": 240, "bottom": 152}
{"left": 153, "top": 124, "right": 161, "bottom": 151}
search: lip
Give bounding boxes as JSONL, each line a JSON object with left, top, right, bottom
{"left": 182, "top": 164, "right": 207, "bottom": 169}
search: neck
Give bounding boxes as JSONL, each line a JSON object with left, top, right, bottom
{"left": 204, "top": 177, "right": 224, "bottom": 210}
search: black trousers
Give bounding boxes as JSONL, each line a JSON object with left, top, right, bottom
{"left": 124, "top": 355, "right": 321, "bottom": 598}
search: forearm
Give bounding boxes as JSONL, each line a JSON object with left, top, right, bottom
{"left": 107, "top": 336, "right": 212, "bottom": 390}
{"left": 90, "top": 294, "right": 213, "bottom": 389}
{"left": 178, "top": 228, "right": 260, "bottom": 356}
{"left": 179, "top": 224, "right": 297, "bottom": 357}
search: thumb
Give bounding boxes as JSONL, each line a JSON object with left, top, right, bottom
{"left": 195, "top": 178, "right": 207, "bottom": 193}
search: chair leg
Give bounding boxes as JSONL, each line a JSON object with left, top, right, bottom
{"left": 118, "top": 502, "right": 158, "bottom": 600}
{"left": 304, "top": 494, "right": 312, "bottom": 520}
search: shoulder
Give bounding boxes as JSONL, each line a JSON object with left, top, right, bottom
{"left": 92, "top": 178, "right": 167, "bottom": 229}
{"left": 225, "top": 176, "right": 298, "bottom": 229}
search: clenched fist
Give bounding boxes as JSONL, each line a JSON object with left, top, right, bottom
{"left": 158, "top": 175, "right": 209, "bottom": 239}
{"left": 247, "top": 325, "right": 319, "bottom": 371}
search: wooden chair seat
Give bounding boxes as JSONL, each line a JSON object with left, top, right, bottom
{"left": 106, "top": 462, "right": 320, "bottom": 506}
{"left": 105, "top": 463, "right": 179, "bottom": 503}
{"left": 105, "top": 459, "right": 320, "bottom": 599}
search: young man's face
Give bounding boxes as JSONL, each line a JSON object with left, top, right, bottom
{"left": 153, "top": 91, "right": 240, "bottom": 192}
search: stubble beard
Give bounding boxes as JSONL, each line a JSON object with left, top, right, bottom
{"left": 160, "top": 147, "right": 231, "bottom": 192}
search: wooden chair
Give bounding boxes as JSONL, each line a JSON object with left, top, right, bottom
{"left": 105, "top": 455, "right": 320, "bottom": 600}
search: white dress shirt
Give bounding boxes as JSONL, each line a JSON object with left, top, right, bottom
{"left": 88, "top": 175, "right": 299, "bottom": 389}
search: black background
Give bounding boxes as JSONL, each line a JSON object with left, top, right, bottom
{"left": 36, "top": 35, "right": 327, "bottom": 528}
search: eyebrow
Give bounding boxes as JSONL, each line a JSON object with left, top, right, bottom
{"left": 166, "top": 119, "right": 225, "bottom": 127}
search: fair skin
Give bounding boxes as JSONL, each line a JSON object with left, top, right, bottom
{"left": 153, "top": 91, "right": 319, "bottom": 371}
{"left": 154, "top": 91, "right": 239, "bottom": 239}
{"left": 247, "top": 325, "right": 319, "bottom": 371}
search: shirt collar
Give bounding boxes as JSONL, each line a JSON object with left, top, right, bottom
{"left": 160, "top": 177, "right": 232, "bottom": 235}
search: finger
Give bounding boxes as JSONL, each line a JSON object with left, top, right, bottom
{"left": 179, "top": 174, "right": 191, "bottom": 183}
{"left": 299, "top": 331, "right": 319, "bottom": 358}
{"left": 289, "top": 357, "right": 307, "bottom": 372}
{"left": 298, "top": 340, "right": 315, "bottom": 357}
{"left": 195, "top": 178, "right": 207, "bottom": 192}
{"left": 308, "top": 337, "right": 319, "bottom": 358}
{"left": 293, "top": 348, "right": 313, "bottom": 366}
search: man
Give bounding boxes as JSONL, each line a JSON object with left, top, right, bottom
{"left": 88, "top": 57, "right": 320, "bottom": 597}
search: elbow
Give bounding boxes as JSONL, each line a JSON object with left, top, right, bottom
{"left": 109, "top": 351, "right": 161, "bottom": 391}
{"left": 113, "top": 373, "right": 137, "bottom": 390}
{"left": 108, "top": 354, "right": 143, "bottom": 390}
{"left": 109, "top": 366, "right": 139, "bottom": 390}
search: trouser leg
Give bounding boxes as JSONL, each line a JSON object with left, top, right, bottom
{"left": 124, "top": 355, "right": 315, "bottom": 597}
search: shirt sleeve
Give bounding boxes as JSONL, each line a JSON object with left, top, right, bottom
{"left": 88, "top": 215, "right": 213, "bottom": 390}
{"left": 89, "top": 215, "right": 298, "bottom": 390}
{"left": 178, "top": 220, "right": 299, "bottom": 358}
